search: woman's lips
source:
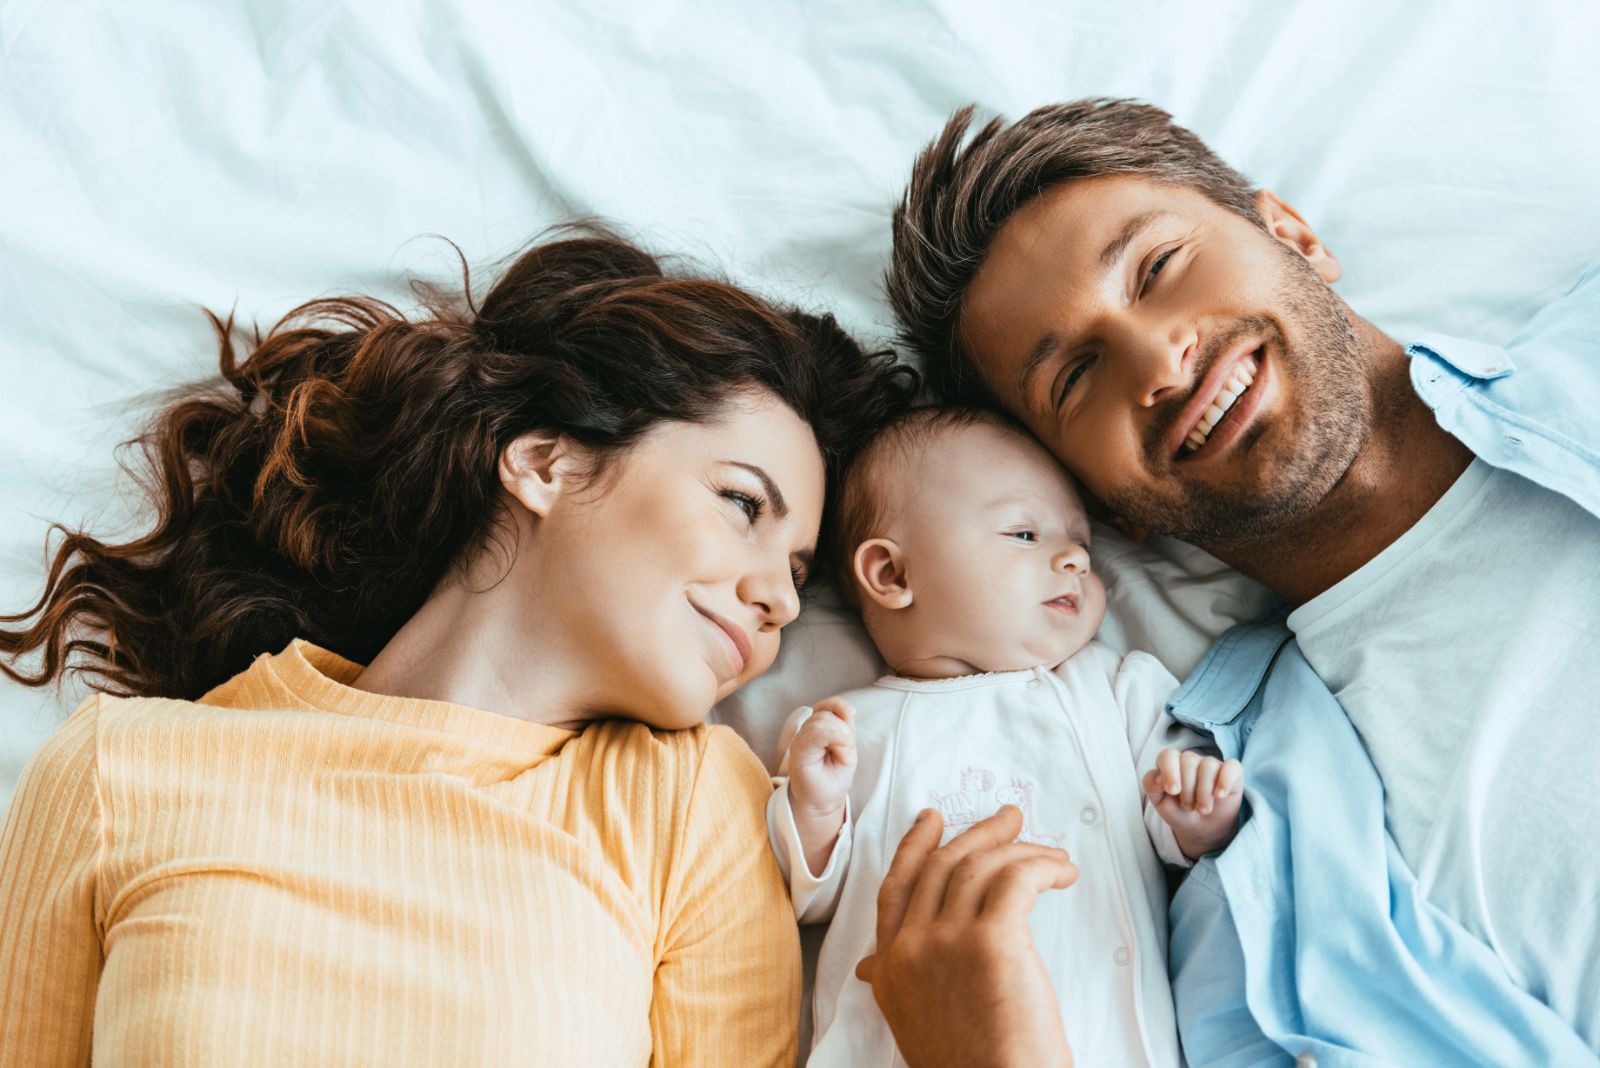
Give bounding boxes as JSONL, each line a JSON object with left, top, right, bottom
{"left": 694, "top": 604, "right": 751, "bottom": 677}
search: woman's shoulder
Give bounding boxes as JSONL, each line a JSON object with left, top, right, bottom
{"left": 574, "top": 722, "right": 772, "bottom": 844}
{"left": 577, "top": 720, "right": 769, "bottom": 795}
{"left": 9, "top": 691, "right": 205, "bottom": 813}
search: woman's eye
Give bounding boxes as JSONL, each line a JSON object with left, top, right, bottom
{"left": 722, "top": 489, "right": 764, "bottom": 523}
{"left": 1141, "top": 248, "right": 1175, "bottom": 294}
{"left": 791, "top": 564, "right": 808, "bottom": 590}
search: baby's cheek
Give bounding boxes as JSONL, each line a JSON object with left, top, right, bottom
{"left": 1083, "top": 574, "right": 1110, "bottom": 628}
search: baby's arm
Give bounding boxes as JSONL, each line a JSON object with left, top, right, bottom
{"left": 1142, "top": 749, "right": 1244, "bottom": 861}
{"left": 785, "top": 698, "right": 857, "bottom": 873}
{"left": 1114, "top": 650, "right": 1245, "bottom": 864}
{"left": 766, "top": 698, "right": 858, "bottom": 923}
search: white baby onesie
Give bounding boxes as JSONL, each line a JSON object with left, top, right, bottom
{"left": 768, "top": 642, "right": 1195, "bottom": 1068}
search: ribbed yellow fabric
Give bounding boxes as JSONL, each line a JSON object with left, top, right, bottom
{"left": 0, "top": 640, "right": 799, "bottom": 1067}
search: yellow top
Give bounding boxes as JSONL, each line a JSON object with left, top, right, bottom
{"left": 0, "top": 640, "right": 799, "bottom": 1067}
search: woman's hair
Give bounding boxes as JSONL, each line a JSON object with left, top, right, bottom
{"left": 1, "top": 226, "right": 918, "bottom": 700}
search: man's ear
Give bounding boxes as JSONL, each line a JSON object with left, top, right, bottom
{"left": 854, "top": 538, "right": 913, "bottom": 610}
{"left": 498, "top": 431, "right": 577, "bottom": 519}
{"left": 1254, "top": 189, "right": 1342, "bottom": 283}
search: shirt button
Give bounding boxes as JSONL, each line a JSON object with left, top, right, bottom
{"left": 1295, "top": 1054, "right": 1318, "bottom": 1068}
{"left": 1080, "top": 806, "right": 1097, "bottom": 825}
{"left": 1113, "top": 947, "right": 1129, "bottom": 966}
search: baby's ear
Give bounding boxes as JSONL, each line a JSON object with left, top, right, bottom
{"left": 854, "top": 538, "right": 913, "bottom": 610}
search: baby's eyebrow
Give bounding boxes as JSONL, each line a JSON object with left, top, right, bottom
{"left": 982, "top": 491, "right": 1036, "bottom": 510}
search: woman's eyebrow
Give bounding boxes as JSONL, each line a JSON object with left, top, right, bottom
{"left": 726, "top": 461, "right": 789, "bottom": 518}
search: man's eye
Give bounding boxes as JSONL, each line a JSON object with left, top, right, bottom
{"left": 721, "top": 489, "right": 764, "bottom": 523}
{"left": 1141, "top": 248, "right": 1175, "bottom": 294}
{"left": 1052, "top": 355, "right": 1096, "bottom": 410}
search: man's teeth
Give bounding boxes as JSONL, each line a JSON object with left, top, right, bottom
{"left": 1184, "top": 357, "right": 1258, "bottom": 453}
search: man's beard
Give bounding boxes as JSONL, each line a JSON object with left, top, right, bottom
{"left": 1102, "top": 246, "right": 1369, "bottom": 548}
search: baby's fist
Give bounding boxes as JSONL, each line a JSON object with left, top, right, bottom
{"left": 788, "top": 698, "right": 857, "bottom": 817}
{"left": 1142, "top": 748, "right": 1244, "bottom": 861}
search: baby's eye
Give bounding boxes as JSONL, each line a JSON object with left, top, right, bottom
{"left": 1007, "top": 530, "right": 1038, "bottom": 543}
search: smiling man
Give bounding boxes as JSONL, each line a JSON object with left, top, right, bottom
{"left": 865, "top": 98, "right": 1600, "bottom": 1065}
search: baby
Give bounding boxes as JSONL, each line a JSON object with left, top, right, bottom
{"left": 767, "top": 407, "right": 1243, "bottom": 1068}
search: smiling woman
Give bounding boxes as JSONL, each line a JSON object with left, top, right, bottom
{"left": 0, "top": 226, "right": 917, "bottom": 1066}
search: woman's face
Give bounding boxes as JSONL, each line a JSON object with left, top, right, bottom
{"left": 531, "top": 391, "right": 825, "bottom": 729}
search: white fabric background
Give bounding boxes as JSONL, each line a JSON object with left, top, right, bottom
{"left": 4, "top": 0, "right": 1600, "bottom": 811}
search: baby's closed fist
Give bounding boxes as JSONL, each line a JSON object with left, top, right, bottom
{"left": 788, "top": 698, "right": 858, "bottom": 817}
{"left": 1142, "top": 748, "right": 1244, "bottom": 861}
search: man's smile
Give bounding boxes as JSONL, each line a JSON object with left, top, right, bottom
{"left": 1172, "top": 343, "right": 1270, "bottom": 464}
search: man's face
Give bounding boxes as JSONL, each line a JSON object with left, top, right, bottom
{"left": 960, "top": 175, "right": 1368, "bottom": 546}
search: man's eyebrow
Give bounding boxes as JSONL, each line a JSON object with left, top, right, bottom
{"left": 1016, "top": 331, "right": 1066, "bottom": 403}
{"left": 728, "top": 461, "right": 788, "bottom": 519}
{"left": 1099, "top": 209, "right": 1174, "bottom": 271}
{"left": 1014, "top": 209, "right": 1176, "bottom": 402}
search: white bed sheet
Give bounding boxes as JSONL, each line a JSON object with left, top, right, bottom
{"left": 4, "top": 0, "right": 1599, "bottom": 820}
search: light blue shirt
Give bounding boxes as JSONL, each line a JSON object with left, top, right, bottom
{"left": 1166, "top": 259, "right": 1600, "bottom": 1067}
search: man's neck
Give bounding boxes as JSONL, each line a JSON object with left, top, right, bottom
{"left": 1205, "top": 327, "right": 1475, "bottom": 606}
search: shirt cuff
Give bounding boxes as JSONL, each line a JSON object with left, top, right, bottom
{"left": 767, "top": 780, "right": 852, "bottom": 922}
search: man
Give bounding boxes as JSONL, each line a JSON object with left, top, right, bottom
{"left": 860, "top": 98, "right": 1600, "bottom": 1065}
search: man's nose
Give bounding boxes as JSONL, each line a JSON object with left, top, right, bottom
{"left": 1110, "top": 314, "right": 1196, "bottom": 407}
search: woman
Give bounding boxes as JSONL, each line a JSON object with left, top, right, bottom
{"left": 0, "top": 227, "right": 916, "bottom": 1066}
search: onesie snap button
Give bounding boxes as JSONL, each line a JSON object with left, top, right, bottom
{"left": 1026, "top": 678, "right": 1041, "bottom": 689}
{"left": 1113, "top": 946, "right": 1130, "bottom": 966}
{"left": 1079, "top": 806, "right": 1097, "bottom": 825}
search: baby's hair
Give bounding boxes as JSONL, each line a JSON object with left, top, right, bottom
{"left": 829, "top": 405, "right": 1034, "bottom": 612}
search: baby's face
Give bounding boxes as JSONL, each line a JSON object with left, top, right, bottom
{"left": 890, "top": 422, "right": 1107, "bottom": 672}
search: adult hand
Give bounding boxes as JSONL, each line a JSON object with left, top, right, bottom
{"left": 854, "top": 805, "right": 1077, "bottom": 1068}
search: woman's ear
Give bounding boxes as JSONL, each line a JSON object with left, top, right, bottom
{"left": 1254, "top": 189, "right": 1342, "bottom": 283}
{"left": 854, "top": 538, "right": 913, "bottom": 610}
{"left": 499, "top": 431, "right": 576, "bottom": 519}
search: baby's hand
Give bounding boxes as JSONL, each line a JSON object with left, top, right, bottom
{"left": 1142, "top": 748, "right": 1244, "bottom": 862}
{"left": 788, "top": 697, "right": 858, "bottom": 818}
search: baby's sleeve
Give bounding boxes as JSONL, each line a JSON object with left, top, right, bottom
{"left": 765, "top": 705, "right": 853, "bottom": 924}
{"left": 1113, "top": 650, "right": 1213, "bottom": 868}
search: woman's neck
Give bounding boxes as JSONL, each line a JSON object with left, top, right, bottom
{"left": 353, "top": 574, "right": 594, "bottom": 730}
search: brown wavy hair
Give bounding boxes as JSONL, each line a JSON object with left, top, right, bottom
{"left": 1, "top": 226, "right": 917, "bottom": 700}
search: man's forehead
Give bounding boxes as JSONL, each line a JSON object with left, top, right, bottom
{"left": 960, "top": 175, "right": 1200, "bottom": 388}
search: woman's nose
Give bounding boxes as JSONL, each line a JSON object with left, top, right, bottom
{"left": 741, "top": 558, "right": 801, "bottom": 630}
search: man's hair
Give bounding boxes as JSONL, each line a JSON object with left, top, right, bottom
{"left": 887, "top": 98, "right": 1263, "bottom": 403}
{"left": 830, "top": 405, "right": 1031, "bottom": 612}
